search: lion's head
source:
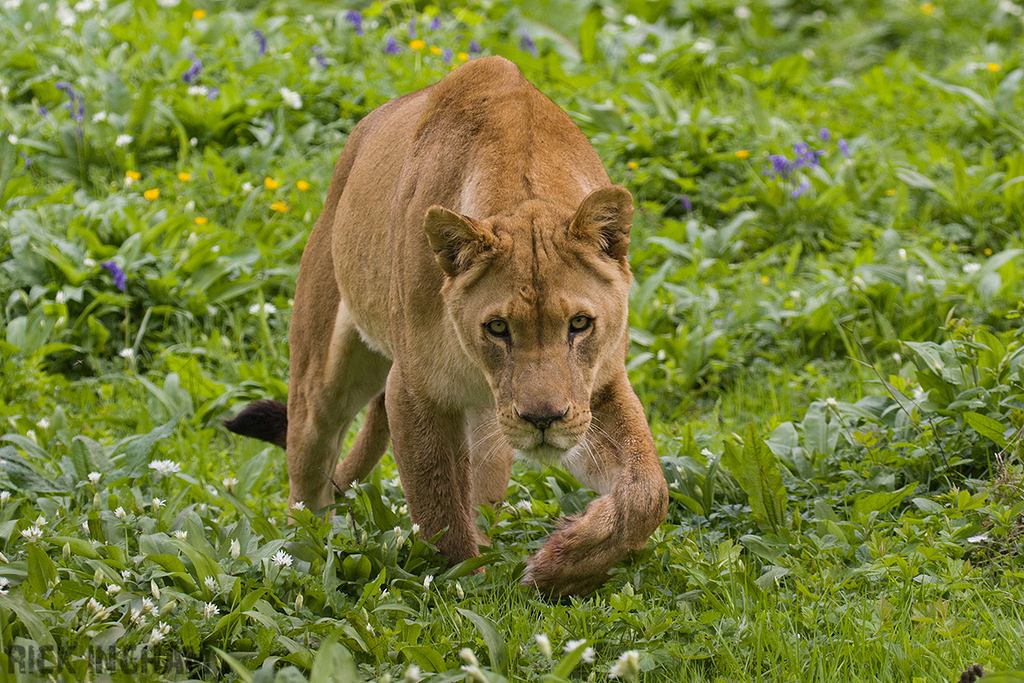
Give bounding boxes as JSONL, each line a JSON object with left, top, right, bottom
{"left": 424, "top": 187, "right": 634, "bottom": 463}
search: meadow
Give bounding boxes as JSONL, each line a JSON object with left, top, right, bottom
{"left": 1, "top": 0, "right": 1023, "bottom": 680}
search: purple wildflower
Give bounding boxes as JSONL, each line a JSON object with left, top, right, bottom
{"left": 182, "top": 54, "right": 202, "bottom": 84}
{"left": 469, "top": 40, "right": 481, "bottom": 54}
{"left": 206, "top": 87, "right": 219, "bottom": 101}
{"left": 443, "top": 48, "right": 453, "bottom": 64}
{"left": 819, "top": 127, "right": 830, "bottom": 141}
{"left": 55, "top": 82, "right": 85, "bottom": 123}
{"left": 519, "top": 30, "right": 537, "bottom": 56}
{"left": 39, "top": 106, "right": 48, "bottom": 117}
{"left": 254, "top": 30, "right": 267, "bottom": 57}
{"left": 767, "top": 154, "right": 791, "bottom": 177}
{"left": 791, "top": 178, "right": 810, "bottom": 198}
{"left": 681, "top": 195, "right": 692, "bottom": 212}
{"left": 385, "top": 35, "right": 400, "bottom": 55}
{"left": 313, "top": 45, "right": 329, "bottom": 69}
{"left": 429, "top": 17, "right": 441, "bottom": 31}
{"left": 838, "top": 139, "right": 850, "bottom": 157}
{"left": 345, "top": 10, "right": 363, "bottom": 36}
{"left": 102, "top": 261, "right": 127, "bottom": 292}
{"left": 23, "top": 155, "right": 31, "bottom": 169}
{"left": 408, "top": 16, "right": 417, "bottom": 39}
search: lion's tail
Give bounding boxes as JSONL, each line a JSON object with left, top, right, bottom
{"left": 224, "top": 400, "right": 288, "bottom": 449}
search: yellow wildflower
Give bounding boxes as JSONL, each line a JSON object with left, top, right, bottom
{"left": 410, "top": 39, "right": 426, "bottom": 51}
{"left": 296, "top": 180, "right": 310, "bottom": 191}
{"left": 430, "top": 46, "right": 442, "bottom": 55}
{"left": 987, "top": 63, "right": 1000, "bottom": 72}
{"left": 887, "top": 188, "right": 896, "bottom": 196}
{"left": 195, "top": 216, "right": 209, "bottom": 225}
{"left": 761, "top": 275, "right": 769, "bottom": 285}
{"left": 125, "top": 170, "right": 141, "bottom": 181}
{"left": 984, "top": 248, "right": 993, "bottom": 256}
{"left": 264, "top": 177, "right": 279, "bottom": 190}
{"left": 178, "top": 172, "right": 191, "bottom": 182}
{"left": 270, "top": 201, "right": 290, "bottom": 213}
{"left": 193, "top": 9, "right": 206, "bottom": 19}
{"left": 457, "top": 52, "right": 469, "bottom": 62}
{"left": 920, "top": 3, "right": 935, "bottom": 15}
{"left": 144, "top": 189, "right": 160, "bottom": 201}
{"left": 735, "top": 150, "right": 750, "bottom": 159}
{"left": 627, "top": 161, "right": 639, "bottom": 170}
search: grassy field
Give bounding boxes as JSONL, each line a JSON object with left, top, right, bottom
{"left": 1, "top": 0, "right": 1024, "bottom": 680}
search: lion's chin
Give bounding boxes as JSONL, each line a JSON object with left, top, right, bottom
{"left": 513, "top": 443, "right": 573, "bottom": 467}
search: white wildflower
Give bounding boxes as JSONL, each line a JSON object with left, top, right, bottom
{"left": 968, "top": 532, "right": 990, "bottom": 543}
{"left": 536, "top": 633, "right": 552, "bottom": 659}
{"left": 55, "top": 2, "right": 75, "bottom": 26}
{"left": 693, "top": 38, "right": 714, "bottom": 53}
{"left": 141, "top": 597, "right": 155, "bottom": 613}
{"left": 914, "top": 273, "right": 925, "bottom": 284}
{"left": 7, "top": 134, "right": 17, "bottom": 145}
{"left": 735, "top": 6, "right": 752, "bottom": 19}
{"left": 459, "top": 648, "right": 478, "bottom": 666}
{"left": 87, "top": 597, "right": 107, "bottom": 618}
{"left": 149, "top": 460, "right": 181, "bottom": 476}
{"left": 461, "top": 665, "right": 487, "bottom": 683}
{"left": 26, "top": 430, "right": 36, "bottom": 443}
{"left": 999, "top": 0, "right": 1023, "bottom": 15}
{"left": 700, "top": 448, "right": 714, "bottom": 458}
{"left": 825, "top": 397, "right": 839, "bottom": 411}
{"left": 83, "top": 257, "right": 96, "bottom": 267}
{"left": 962, "top": 262, "right": 981, "bottom": 275}
{"left": 121, "top": 569, "right": 131, "bottom": 580}
{"left": 130, "top": 608, "right": 144, "bottom": 625}
{"left": 87, "top": 471, "right": 101, "bottom": 485}
{"left": 204, "top": 576, "right": 218, "bottom": 592}
{"left": 279, "top": 87, "right": 302, "bottom": 109}
{"left": 172, "top": 530, "right": 187, "bottom": 540}
{"left": 156, "top": 0, "right": 178, "bottom": 6}
{"left": 582, "top": 647, "right": 596, "bottom": 663}
{"left": 114, "top": 506, "right": 127, "bottom": 521}
{"left": 249, "top": 303, "right": 278, "bottom": 315}
{"left": 851, "top": 274, "right": 866, "bottom": 290}
{"left": 412, "top": 523, "right": 420, "bottom": 534}
{"left": 115, "top": 133, "right": 132, "bottom": 147}
{"left": 36, "top": 418, "right": 49, "bottom": 430}
{"left": 564, "top": 639, "right": 587, "bottom": 654}
{"left": 36, "top": 515, "right": 46, "bottom": 526}
{"left": 0, "top": 578, "right": 9, "bottom": 594}
{"left": 3, "top": 0, "right": 21, "bottom": 10}
{"left": 608, "top": 650, "right": 641, "bottom": 680}
{"left": 404, "top": 664, "right": 421, "bottom": 682}
{"left": 289, "top": 500, "right": 305, "bottom": 511}
{"left": 204, "top": 602, "right": 219, "bottom": 619}
{"left": 222, "top": 476, "right": 238, "bottom": 491}
{"left": 149, "top": 621, "right": 170, "bottom": 644}
{"left": 21, "top": 526, "right": 43, "bottom": 542}
{"left": 898, "top": 248, "right": 907, "bottom": 261}
{"left": 241, "top": 181, "right": 253, "bottom": 192}
{"left": 91, "top": 110, "right": 107, "bottom": 123}
{"left": 187, "top": 85, "right": 209, "bottom": 97}
{"left": 190, "top": 137, "right": 198, "bottom": 146}
{"left": 230, "top": 539, "right": 241, "bottom": 559}
{"left": 152, "top": 497, "right": 164, "bottom": 509}
{"left": 516, "top": 499, "right": 532, "bottom": 513}
{"left": 0, "top": 491, "right": 9, "bottom": 506}
{"left": 106, "top": 583, "right": 120, "bottom": 596}
{"left": 271, "top": 550, "right": 293, "bottom": 567}
{"left": 117, "top": 347, "right": 133, "bottom": 360}
{"left": 74, "top": 0, "right": 92, "bottom": 10}
{"left": 637, "top": 53, "right": 656, "bottom": 64}
{"left": 422, "top": 574, "right": 433, "bottom": 590}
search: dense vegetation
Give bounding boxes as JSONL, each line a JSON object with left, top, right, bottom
{"left": 1, "top": 0, "right": 1023, "bottom": 680}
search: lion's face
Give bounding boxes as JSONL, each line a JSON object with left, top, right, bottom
{"left": 425, "top": 188, "right": 634, "bottom": 463}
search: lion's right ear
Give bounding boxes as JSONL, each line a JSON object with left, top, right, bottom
{"left": 424, "top": 206, "right": 494, "bottom": 277}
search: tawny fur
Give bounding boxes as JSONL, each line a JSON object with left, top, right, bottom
{"left": 227, "top": 57, "right": 668, "bottom": 597}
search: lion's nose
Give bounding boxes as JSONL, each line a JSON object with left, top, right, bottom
{"left": 516, "top": 406, "right": 569, "bottom": 431}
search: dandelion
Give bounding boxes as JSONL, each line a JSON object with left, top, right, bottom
{"left": 735, "top": 149, "right": 750, "bottom": 159}
{"left": 984, "top": 248, "right": 993, "bottom": 256}
{"left": 519, "top": 30, "right": 538, "bottom": 56}
{"left": 116, "top": 134, "right": 133, "bottom": 148}
{"left": 143, "top": 188, "right": 159, "bottom": 200}
{"left": 920, "top": 2, "right": 935, "bottom": 14}
{"left": 270, "top": 201, "right": 290, "bottom": 213}
{"left": 152, "top": 497, "right": 165, "bottom": 509}
{"left": 21, "top": 525, "right": 43, "bottom": 542}
{"left": 263, "top": 176, "right": 279, "bottom": 190}
{"left": 192, "top": 9, "right": 205, "bottom": 19}
{"left": 182, "top": 54, "right": 202, "bottom": 84}
{"left": 987, "top": 62, "right": 1001, "bottom": 72}
{"left": 195, "top": 216, "right": 208, "bottom": 225}
{"left": 430, "top": 46, "right": 442, "bottom": 55}
{"left": 410, "top": 39, "right": 426, "bottom": 50}
{"left": 838, "top": 139, "right": 850, "bottom": 156}
{"left": 536, "top": 633, "right": 552, "bottom": 659}
{"left": 271, "top": 550, "right": 293, "bottom": 567}
{"left": 887, "top": 188, "right": 896, "bottom": 196}
{"left": 457, "top": 52, "right": 469, "bottom": 62}
{"left": 963, "top": 262, "right": 981, "bottom": 274}
{"left": 280, "top": 87, "right": 302, "bottom": 109}
{"left": 204, "top": 602, "right": 219, "bottom": 619}
{"left": 608, "top": 650, "right": 640, "bottom": 680}
{"left": 627, "top": 161, "right": 639, "bottom": 170}
{"left": 296, "top": 180, "right": 310, "bottom": 191}
{"left": 312, "top": 44, "right": 329, "bottom": 68}
{"left": 761, "top": 274, "right": 769, "bottom": 284}
{"left": 345, "top": 10, "right": 363, "bottom": 36}
{"left": 385, "top": 35, "right": 400, "bottom": 55}
{"left": 230, "top": 539, "right": 241, "bottom": 558}
{"left": 177, "top": 172, "right": 191, "bottom": 182}
{"left": 253, "top": 29, "right": 267, "bottom": 56}
{"left": 102, "top": 261, "right": 127, "bottom": 291}
{"left": 149, "top": 460, "right": 182, "bottom": 476}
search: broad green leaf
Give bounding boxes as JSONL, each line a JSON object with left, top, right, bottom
{"left": 851, "top": 484, "right": 915, "bottom": 521}
{"left": 964, "top": 412, "right": 1008, "bottom": 448}
{"left": 457, "top": 608, "right": 509, "bottom": 676}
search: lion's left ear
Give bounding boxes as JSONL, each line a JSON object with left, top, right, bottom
{"left": 424, "top": 206, "right": 495, "bottom": 277}
{"left": 568, "top": 186, "right": 635, "bottom": 260}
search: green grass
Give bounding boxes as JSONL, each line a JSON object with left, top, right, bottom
{"left": 1, "top": 0, "right": 1024, "bottom": 681}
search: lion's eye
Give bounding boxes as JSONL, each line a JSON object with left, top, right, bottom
{"left": 569, "top": 315, "right": 592, "bottom": 333}
{"left": 485, "top": 319, "right": 509, "bottom": 337}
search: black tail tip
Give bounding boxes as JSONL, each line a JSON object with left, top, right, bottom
{"left": 224, "top": 399, "right": 288, "bottom": 449}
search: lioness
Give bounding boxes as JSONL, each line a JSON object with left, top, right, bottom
{"left": 226, "top": 56, "right": 667, "bottom": 597}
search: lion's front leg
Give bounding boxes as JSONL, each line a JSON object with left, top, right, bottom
{"left": 523, "top": 374, "right": 668, "bottom": 598}
{"left": 385, "top": 372, "right": 479, "bottom": 566}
